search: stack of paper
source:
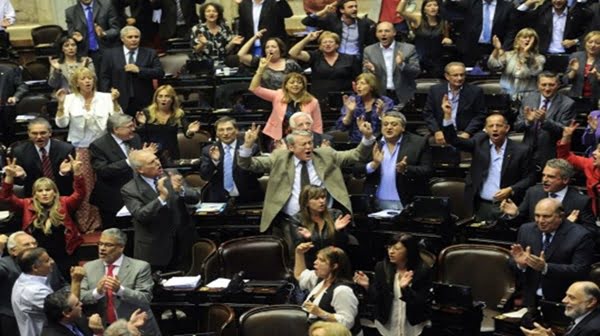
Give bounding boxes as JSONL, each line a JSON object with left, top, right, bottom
{"left": 196, "top": 203, "right": 226, "bottom": 215}
{"left": 162, "top": 275, "right": 201, "bottom": 290}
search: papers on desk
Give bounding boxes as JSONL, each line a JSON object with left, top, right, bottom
{"left": 116, "top": 206, "right": 131, "bottom": 217}
{"left": 196, "top": 202, "right": 226, "bottom": 215}
{"left": 205, "top": 277, "right": 249, "bottom": 289}
{"left": 0, "top": 211, "right": 10, "bottom": 221}
{"left": 24, "top": 80, "right": 47, "bottom": 86}
{"left": 498, "top": 308, "right": 528, "bottom": 319}
{"left": 368, "top": 209, "right": 402, "bottom": 219}
{"left": 15, "top": 115, "right": 36, "bottom": 123}
{"left": 162, "top": 275, "right": 201, "bottom": 290}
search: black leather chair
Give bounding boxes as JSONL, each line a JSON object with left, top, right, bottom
{"left": 187, "top": 238, "right": 217, "bottom": 276}
{"left": 239, "top": 305, "right": 308, "bottom": 336}
{"left": 30, "top": 25, "right": 63, "bottom": 57}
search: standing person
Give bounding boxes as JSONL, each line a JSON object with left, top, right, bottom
{"left": 151, "top": 0, "right": 205, "bottom": 47}
{"left": 354, "top": 233, "right": 432, "bottom": 336}
{"left": 48, "top": 35, "right": 95, "bottom": 92}
{"left": 0, "top": 62, "right": 28, "bottom": 144}
{"left": 237, "top": 0, "right": 293, "bottom": 56}
{"left": 564, "top": 31, "right": 600, "bottom": 109}
{"left": 55, "top": 67, "right": 121, "bottom": 232}
{"left": 65, "top": 0, "right": 121, "bottom": 77}
{"left": 190, "top": 2, "right": 244, "bottom": 62}
{"left": 0, "top": 0, "right": 16, "bottom": 58}
{"left": 249, "top": 55, "right": 322, "bottom": 142}
{"left": 100, "top": 26, "right": 165, "bottom": 117}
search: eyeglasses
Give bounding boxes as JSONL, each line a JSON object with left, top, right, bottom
{"left": 97, "top": 242, "right": 120, "bottom": 248}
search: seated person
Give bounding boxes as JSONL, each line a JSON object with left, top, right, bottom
{"left": 42, "top": 289, "right": 103, "bottom": 335}
{"left": 354, "top": 233, "right": 432, "bottom": 336}
{"left": 295, "top": 243, "right": 360, "bottom": 334}
{"left": 361, "top": 111, "right": 432, "bottom": 211}
{"left": 309, "top": 321, "right": 351, "bottom": 336}
{"left": 336, "top": 73, "right": 395, "bottom": 143}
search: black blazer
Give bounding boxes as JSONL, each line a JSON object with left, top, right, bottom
{"left": 150, "top": 0, "right": 204, "bottom": 39}
{"left": 514, "top": 220, "right": 595, "bottom": 306}
{"left": 99, "top": 46, "right": 164, "bottom": 112}
{"left": 422, "top": 83, "right": 487, "bottom": 136}
{"left": 198, "top": 139, "right": 264, "bottom": 204}
{"left": 301, "top": 14, "right": 376, "bottom": 55}
{"left": 369, "top": 261, "right": 432, "bottom": 326}
{"left": 41, "top": 318, "right": 93, "bottom": 336}
{"left": 443, "top": 125, "right": 535, "bottom": 205}
{"left": 567, "top": 308, "right": 600, "bottom": 336}
{"left": 10, "top": 139, "right": 75, "bottom": 197}
{"left": 238, "top": 0, "right": 293, "bottom": 44}
{"left": 121, "top": 174, "right": 199, "bottom": 267}
{"left": 89, "top": 132, "right": 142, "bottom": 213}
{"left": 65, "top": 0, "right": 121, "bottom": 55}
{"left": 361, "top": 132, "right": 433, "bottom": 205}
{"left": 0, "top": 64, "right": 28, "bottom": 102}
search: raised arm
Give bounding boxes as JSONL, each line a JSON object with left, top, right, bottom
{"left": 238, "top": 29, "right": 266, "bottom": 66}
{"left": 288, "top": 30, "right": 321, "bottom": 63}
{"left": 249, "top": 54, "right": 272, "bottom": 91}
{"left": 396, "top": 0, "right": 421, "bottom": 29}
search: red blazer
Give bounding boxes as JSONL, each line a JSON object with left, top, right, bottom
{"left": 0, "top": 175, "right": 85, "bottom": 255}
{"left": 557, "top": 141, "right": 600, "bottom": 215}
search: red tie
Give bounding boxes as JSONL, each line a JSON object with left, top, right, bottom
{"left": 106, "top": 264, "right": 117, "bottom": 323}
{"left": 39, "top": 147, "right": 54, "bottom": 179}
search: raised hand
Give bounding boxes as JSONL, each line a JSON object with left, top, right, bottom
{"left": 396, "top": 155, "right": 408, "bottom": 174}
{"left": 441, "top": 94, "right": 452, "bottom": 120}
{"left": 104, "top": 274, "right": 121, "bottom": 292}
{"left": 59, "top": 157, "right": 73, "bottom": 175}
{"left": 243, "top": 123, "right": 261, "bottom": 147}
{"left": 72, "top": 31, "right": 83, "bottom": 42}
{"left": 499, "top": 198, "right": 518, "bottom": 216}
{"left": 49, "top": 57, "right": 60, "bottom": 70}
{"left": 520, "top": 322, "right": 556, "bottom": 336}
{"left": 568, "top": 58, "right": 579, "bottom": 73}
{"left": 254, "top": 28, "right": 267, "bottom": 39}
{"left": 399, "top": 270, "right": 414, "bottom": 289}
{"left": 128, "top": 308, "right": 148, "bottom": 330}
{"left": 209, "top": 145, "right": 221, "bottom": 161}
{"left": 88, "top": 314, "right": 104, "bottom": 332}
{"left": 230, "top": 35, "right": 245, "bottom": 45}
{"left": 441, "top": 37, "right": 453, "bottom": 45}
{"left": 567, "top": 209, "right": 579, "bottom": 222}
{"left": 306, "top": 30, "right": 323, "bottom": 42}
{"left": 297, "top": 227, "right": 312, "bottom": 239}
{"left": 94, "top": 24, "right": 104, "bottom": 38}
{"left": 70, "top": 265, "right": 86, "bottom": 282}
{"left": 295, "top": 242, "right": 314, "bottom": 255}
{"left": 492, "top": 35, "right": 502, "bottom": 50}
{"left": 524, "top": 106, "right": 537, "bottom": 123}
{"left": 71, "top": 153, "right": 83, "bottom": 176}
{"left": 357, "top": 116, "right": 373, "bottom": 138}
{"left": 135, "top": 111, "right": 147, "bottom": 125}
{"left": 334, "top": 214, "right": 352, "bottom": 231}
{"left": 372, "top": 143, "right": 384, "bottom": 165}
{"left": 353, "top": 271, "right": 370, "bottom": 289}
{"left": 169, "top": 171, "right": 184, "bottom": 193}
{"left": 187, "top": 121, "right": 201, "bottom": 134}
{"left": 4, "top": 158, "right": 20, "bottom": 179}
{"left": 375, "top": 98, "right": 385, "bottom": 117}
{"left": 493, "top": 187, "right": 513, "bottom": 201}
{"left": 156, "top": 176, "right": 169, "bottom": 200}
{"left": 395, "top": 51, "right": 404, "bottom": 65}
{"left": 510, "top": 244, "right": 530, "bottom": 268}
{"left": 526, "top": 251, "right": 546, "bottom": 272}
{"left": 342, "top": 94, "right": 357, "bottom": 114}
{"left": 363, "top": 60, "right": 375, "bottom": 72}
{"left": 561, "top": 120, "right": 579, "bottom": 143}
{"left": 258, "top": 53, "right": 273, "bottom": 71}
{"left": 55, "top": 88, "right": 68, "bottom": 105}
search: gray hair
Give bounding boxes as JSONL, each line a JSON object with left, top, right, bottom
{"left": 107, "top": 113, "right": 133, "bottom": 133}
{"left": 289, "top": 112, "right": 313, "bottom": 129}
{"left": 444, "top": 61, "right": 466, "bottom": 73}
{"left": 285, "top": 130, "right": 313, "bottom": 146}
{"left": 128, "top": 151, "right": 145, "bottom": 170}
{"left": 7, "top": 231, "right": 28, "bottom": 251}
{"left": 101, "top": 228, "right": 127, "bottom": 246}
{"left": 545, "top": 159, "right": 575, "bottom": 180}
{"left": 104, "top": 319, "right": 134, "bottom": 336}
{"left": 27, "top": 117, "right": 52, "bottom": 132}
{"left": 382, "top": 111, "right": 407, "bottom": 128}
{"left": 581, "top": 281, "right": 600, "bottom": 304}
{"left": 120, "top": 26, "right": 141, "bottom": 39}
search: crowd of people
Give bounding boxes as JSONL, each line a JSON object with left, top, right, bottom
{"left": 1, "top": 0, "right": 600, "bottom": 334}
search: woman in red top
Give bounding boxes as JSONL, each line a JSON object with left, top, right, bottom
{"left": 557, "top": 120, "right": 600, "bottom": 215}
{"left": 0, "top": 154, "right": 84, "bottom": 277}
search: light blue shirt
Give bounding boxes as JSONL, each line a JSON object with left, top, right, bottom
{"left": 447, "top": 84, "right": 462, "bottom": 127}
{"left": 478, "top": 0, "right": 497, "bottom": 44}
{"left": 479, "top": 139, "right": 507, "bottom": 201}
{"left": 369, "top": 138, "right": 403, "bottom": 204}
{"left": 549, "top": 8, "right": 568, "bottom": 54}
{"left": 339, "top": 19, "right": 360, "bottom": 56}
{"left": 11, "top": 273, "right": 53, "bottom": 336}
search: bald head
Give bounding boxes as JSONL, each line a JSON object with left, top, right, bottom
{"left": 563, "top": 281, "right": 600, "bottom": 319}
{"left": 376, "top": 22, "right": 396, "bottom": 47}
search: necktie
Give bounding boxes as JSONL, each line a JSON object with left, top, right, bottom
{"left": 300, "top": 161, "right": 310, "bottom": 190}
{"left": 39, "top": 147, "right": 54, "bottom": 179}
{"left": 127, "top": 51, "right": 135, "bottom": 96}
{"left": 542, "top": 98, "right": 550, "bottom": 111}
{"left": 153, "top": 177, "right": 160, "bottom": 192}
{"left": 121, "top": 141, "right": 130, "bottom": 156}
{"left": 482, "top": 1, "right": 492, "bottom": 44}
{"left": 542, "top": 233, "right": 552, "bottom": 252}
{"left": 549, "top": 192, "right": 558, "bottom": 198}
{"left": 128, "top": 50, "right": 135, "bottom": 65}
{"left": 85, "top": 6, "right": 99, "bottom": 51}
{"left": 105, "top": 264, "right": 117, "bottom": 323}
{"left": 67, "top": 323, "right": 85, "bottom": 336}
{"left": 223, "top": 145, "right": 234, "bottom": 193}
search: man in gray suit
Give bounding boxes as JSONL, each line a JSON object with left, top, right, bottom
{"left": 362, "top": 21, "right": 420, "bottom": 105}
{"left": 80, "top": 228, "right": 161, "bottom": 335}
{"left": 514, "top": 71, "right": 575, "bottom": 169}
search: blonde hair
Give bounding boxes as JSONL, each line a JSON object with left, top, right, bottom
{"left": 146, "top": 85, "right": 185, "bottom": 125}
{"left": 31, "top": 178, "right": 65, "bottom": 235}
{"left": 281, "top": 72, "right": 314, "bottom": 105}
{"left": 513, "top": 28, "right": 540, "bottom": 54}
{"left": 309, "top": 321, "right": 351, "bottom": 336}
{"left": 69, "top": 67, "right": 97, "bottom": 95}
{"left": 355, "top": 73, "right": 379, "bottom": 97}
{"left": 318, "top": 31, "right": 340, "bottom": 45}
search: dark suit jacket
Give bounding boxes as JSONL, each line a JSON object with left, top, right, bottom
{"left": 423, "top": 83, "right": 487, "bottom": 136}
{"left": 514, "top": 220, "right": 595, "bottom": 306}
{"left": 514, "top": 92, "right": 575, "bottom": 167}
{"left": 41, "top": 318, "right": 93, "bottom": 336}
{"left": 99, "top": 46, "right": 164, "bottom": 112}
{"left": 238, "top": 0, "right": 293, "bottom": 44}
{"left": 150, "top": 0, "right": 203, "bottom": 39}
{"left": 89, "top": 133, "right": 142, "bottom": 213}
{"left": 567, "top": 308, "right": 600, "bottom": 336}
{"left": 0, "top": 64, "right": 28, "bottom": 102}
{"left": 446, "top": 0, "right": 517, "bottom": 53}
{"left": 301, "top": 14, "right": 375, "bottom": 55}
{"left": 443, "top": 125, "right": 535, "bottom": 205}
{"left": 369, "top": 261, "right": 432, "bottom": 326}
{"left": 199, "top": 140, "right": 264, "bottom": 204}
{"left": 362, "top": 133, "right": 433, "bottom": 205}
{"left": 564, "top": 51, "right": 600, "bottom": 104}
{"left": 10, "top": 139, "right": 75, "bottom": 197}
{"left": 121, "top": 174, "right": 199, "bottom": 267}
{"left": 65, "top": 0, "right": 120, "bottom": 55}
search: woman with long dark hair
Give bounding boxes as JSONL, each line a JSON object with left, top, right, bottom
{"left": 48, "top": 35, "right": 95, "bottom": 91}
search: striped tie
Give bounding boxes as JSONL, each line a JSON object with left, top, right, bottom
{"left": 39, "top": 147, "right": 54, "bottom": 179}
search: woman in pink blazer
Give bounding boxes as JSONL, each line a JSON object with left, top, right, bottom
{"left": 249, "top": 54, "right": 322, "bottom": 142}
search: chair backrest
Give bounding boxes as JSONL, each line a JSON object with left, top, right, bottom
{"left": 207, "top": 303, "right": 235, "bottom": 336}
{"left": 187, "top": 238, "right": 217, "bottom": 276}
{"left": 429, "top": 177, "right": 472, "bottom": 220}
{"left": 31, "top": 25, "right": 64, "bottom": 46}
{"left": 217, "top": 235, "right": 292, "bottom": 280}
{"left": 239, "top": 305, "right": 308, "bottom": 336}
{"left": 15, "top": 95, "right": 50, "bottom": 117}
{"left": 159, "top": 52, "right": 189, "bottom": 76}
{"left": 184, "top": 172, "right": 208, "bottom": 188}
{"left": 177, "top": 130, "right": 211, "bottom": 159}
{"left": 437, "top": 244, "right": 515, "bottom": 310}
{"left": 415, "top": 78, "right": 444, "bottom": 94}
{"left": 23, "top": 60, "right": 50, "bottom": 81}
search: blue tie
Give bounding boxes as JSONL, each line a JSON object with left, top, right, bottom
{"left": 67, "top": 324, "right": 85, "bottom": 336}
{"left": 482, "top": 1, "right": 492, "bottom": 44}
{"left": 542, "top": 233, "right": 552, "bottom": 252}
{"left": 223, "top": 145, "right": 234, "bottom": 192}
{"left": 86, "top": 5, "right": 99, "bottom": 51}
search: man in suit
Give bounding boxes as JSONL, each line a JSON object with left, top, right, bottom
{"left": 150, "top": 0, "right": 204, "bottom": 42}
{"left": 445, "top": 0, "right": 517, "bottom": 66}
{"left": 514, "top": 71, "right": 575, "bottom": 169}
{"left": 199, "top": 116, "right": 264, "bottom": 204}
{"left": 289, "top": 112, "right": 332, "bottom": 148}
{"left": 90, "top": 114, "right": 144, "bottom": 228}
{"left": 65, "top": 0, "right": 121, "bottom": 75}
{"left": 361, "top": 111, "right": 433, "bottom": 210}
{"left": 41, "top": 289, "right": 101, "bottom": 336}
{"left": 121, "top": 151, "right": 199, "bottom": 270}
{"left": 0, "top": 62, "right": 28, "bottom": 144}
{"left": 238, "top": 0, "right": 293, "bottom": 54}
{"left": 424, "top": 62, "right": 487, "bottom": 145}
{"left": 522, "top": 281, "right": 600, "bottom": 336}
{"left": 238, "top": 120, "right": 375, "bottom": 234}
{"left": 501, "top": 159, "right": 596, "bottom": 234}
{"left": 510, "top": 198, "right": 595, "bottom": 307}
{"left": 11, "top": 118, "right": 75, "bottom": 197}
{"left": 99, "top": 26, "right": 164, "bottom": 116}
{"left": 516, "top": 0, "right": 591, "bottom": 54}
{"left": 443, "top": 110, "right": 535, "bottom": 221}
{"left": 363, "top": 21, "right": 420, "bottom": 105}
{"left": 0, "top": 232, "right": 65, "bottom": 335}
{"left": 301, "top": 0, "right": 375, "bottom": 58}
{"left": 80, "top": 228, "right": 161, "bottom": 335}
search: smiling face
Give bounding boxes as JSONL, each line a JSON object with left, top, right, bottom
{"left": 562, "top": 283, "right": 597, "bottom": 319}
{"left": 204, "top": 4, "right": 219, "bottom": 23}
{"left": 534, "top": 199, "right": 562, "bottom": 233}
{"left": 585, "top": 35, "right": 600, "bottom": 56}
{"left": 376, "top": 22, "right": 395, "bottom": 48}
{"left": 288, "top": 134, "right": 314, "bottom": 161}
{"left": 216, "top": 121, "right": 238, "bottom": 144}
{"left": 484, "top": 114, "right": 510, "bottom": 147}
{"left": 285, "top": 76, "right": 305, "bottom": 96}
